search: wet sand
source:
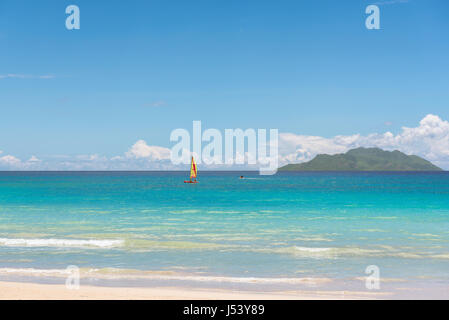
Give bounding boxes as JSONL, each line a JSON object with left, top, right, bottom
{"left": 0, "top": 281, "right": 388, "bottom": 300}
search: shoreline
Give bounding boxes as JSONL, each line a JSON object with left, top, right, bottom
{"left": 0, "top": 280, "right": 388, "bottom": 300}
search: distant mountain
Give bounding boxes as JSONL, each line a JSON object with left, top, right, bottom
{"left": 279, "top": 147, "right": 443, "bottom": 171}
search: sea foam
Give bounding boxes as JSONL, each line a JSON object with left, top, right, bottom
{"left": 0, "top": 267, "right": 332, "bottom": 286}
{"left": 0, "top": 238, "right": 124, "bottom": 249}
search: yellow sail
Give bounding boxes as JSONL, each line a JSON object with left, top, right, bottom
{"left": 190, "top": 156, "right": 197, "bottom": 179}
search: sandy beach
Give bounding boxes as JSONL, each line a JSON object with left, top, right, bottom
{"left": 0, "top": 281, "right": 388, "bottom": 300}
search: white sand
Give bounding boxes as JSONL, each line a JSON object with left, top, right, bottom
{"left": 0, "top": 281, "right": 389, "bottom": 300}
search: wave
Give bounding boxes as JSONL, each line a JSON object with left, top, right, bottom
{"left": 430, "top": 254, "right": 449, "bottom": 260}
{"left": 0, "top": 267, "right": 331, "bottom": 285}
{"left": 0, "top": 237, "right": 232, "bottom": 251}
{"left": 266, "top": 245, "right": 449, "bottom": 260}
{"left": 0, "top": 238, "right": 124, "bottom": 249}
{"left": 293, "top": 236, "right": 333, "bottom": 242}
{"left": 262, "top": 246, "right": 385, "bottom": 259}
{"left": 124, "top": 239, "right": 231, "bottom": 250}
{"left": 0, "top": 268, "right": 73, "bottom": 276}
{"left": 1, "top": 238, "right": 446, "bottom": 260}
{"left": 294, "top": 247, "right": 332, "bottom": 253}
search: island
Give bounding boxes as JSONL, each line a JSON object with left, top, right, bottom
{"left": 279, "top": 147, "right": 443, "bottom": 171}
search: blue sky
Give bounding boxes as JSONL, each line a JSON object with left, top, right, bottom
{"left": 1, "top": 0, "right": 449, "bottom": 169}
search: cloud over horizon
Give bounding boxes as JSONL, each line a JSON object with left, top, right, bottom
{"left": 0, "top": 114, "right": 448, "bottom": 170}
{"left": 278, "top": 114, "right": 449, "bottom": 169}
{"left": 125, "top": 140, "right": 171, "bottom": 161}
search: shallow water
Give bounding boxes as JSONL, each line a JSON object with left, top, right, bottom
{"left": 0, "top": 171, "right": 448, "bottom": 298}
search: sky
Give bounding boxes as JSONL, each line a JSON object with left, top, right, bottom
{"left": 1, "top": 0, "right": 449, "bottom": 170}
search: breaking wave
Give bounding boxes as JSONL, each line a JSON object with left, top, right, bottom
{"left": 0, "top": 267, "right": 332, "bottom": 286}
{"left": 0, "top": 238, "right": 124, "bottom": 249}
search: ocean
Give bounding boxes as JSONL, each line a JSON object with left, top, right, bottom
{"left": 0, "top": 171, "right": 448, "bottom": 298}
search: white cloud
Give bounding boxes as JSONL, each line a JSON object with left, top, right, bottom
{"left": 279, "top": 114, "right": 449, "bottom": 169}
{"left": 0, "top": 114, "right": 448, "bottom": 170}
{"left": 279, "top": 133, "right": 351, "bottom": 164}
{"left": 27, "top": 155, "right": 41, "bottom": 162}
{"left": 0, "top": 155, "right": 21, "bottom": 165}
{"left": 0, "top": 74, "right": 55, "bottom": 79}
{"left": 75, "top": 154, "right": 106, "bottom": 161}
{"left": 38, "top": 75, "right": 55, "bottom": 79}
{"left": 125, "top": 140, "right": 171, "bottom": 161}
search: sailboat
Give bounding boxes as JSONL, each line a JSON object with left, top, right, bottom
{"left": 184, "top": 156, "right": 198, "bottom": 184}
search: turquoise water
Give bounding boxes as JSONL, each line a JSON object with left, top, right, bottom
{"left": 0, "top": 171, "right": 449, "bottom": 297}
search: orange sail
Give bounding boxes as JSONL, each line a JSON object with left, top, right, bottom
{"left": 190, "top": 156, "right": 197, "bottom": 179}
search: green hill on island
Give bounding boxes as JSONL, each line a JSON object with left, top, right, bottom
{"left": 279, "top": 147, "right": 443, "bottom": 171}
